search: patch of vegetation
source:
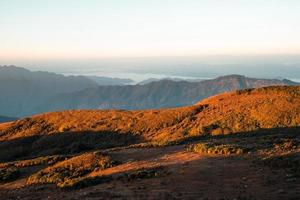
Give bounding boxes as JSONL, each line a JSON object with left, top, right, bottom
{"left": 129, "top": 141, "right": 179, "bottom": 148}
{"left": 27, "top": 152, "right": 117, "bottom": 187}
{"left": 235, "top": 88, "right": 254, "bottom": 95}
{"left": 187, "top": 142, "right": 247, "bottom": 155}
{"left": 256, "top": 86, "right": 300, "bottom": 97}
{"left": 57, "top": 175, "right": 113, "bottom": 189}
{"left": 273, "top": 139, "right": 299, "bottom": 152}
{"left": 13, "top": 155, "right": 67, "bottom": 168}
{"left": 0, "top": 155, "right": 67, "bottom": 182}
{"left": 100, "top": 140, "right": 183, "bottom": 152}
{"left": 0, "top": 167, "right": 20, "bottom": 181}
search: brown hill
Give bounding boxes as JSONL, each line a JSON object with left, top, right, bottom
{"left": 0, "top": 86, "right": 299, "bottom": 161}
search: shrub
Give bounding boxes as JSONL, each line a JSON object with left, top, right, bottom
{"left": 27, "top": 152, "right": 117, "bottom": 187}
{"left": 187, "top": 142, "right": 246, "bottom": 155}
{"left": 57, "top": 175, "right": 113, "bottom": 189}
{"left": 14, "top": 155, "right": 67, "bottom": 168}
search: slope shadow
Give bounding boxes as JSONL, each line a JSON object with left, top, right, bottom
{"left": 0, "top": 130, "right": 143, "bottom": 162}
{"left": 0, "top": 126, "right": 299, "bottom": 162}
{"left": 174, "top": 126, "right": 300, "bottom": 148}
{"left": 2, "top": 147, "right": 298, "bottom": 200}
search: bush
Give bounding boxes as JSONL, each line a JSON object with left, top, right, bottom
{"left": 57, "top": 175, "right": 113, "bottom": 189}
{"left": 27, "top": 152, "right": 117, "bottom": 187}
{"left": 187, "top": 142, "right": 246, "bottom": 155}
{"left": 14, "top": 155, "right": 67, "bottom": 168}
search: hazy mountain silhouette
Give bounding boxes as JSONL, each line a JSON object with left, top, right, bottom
{"left": 37, "top": 74, "right": 299, "bottom": 113}
{"left": 0, "top": 66, "right": 99, "bottom": 117}
{"left": 137, "top": 77, "right": 208, "bottom": 85}
{"left": 0, "top": 66, "right": 299, "bottom": 117}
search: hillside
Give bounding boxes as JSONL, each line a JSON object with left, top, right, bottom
{"left": 0, "top": 85, "right": 299, "bottom": 159}
{"left": 0, "top": 86, "right": 299, "bottom": 199}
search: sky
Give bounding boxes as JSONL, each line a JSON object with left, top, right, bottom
{"left": 1, "top": 0, "right": 300, "bottom": 62}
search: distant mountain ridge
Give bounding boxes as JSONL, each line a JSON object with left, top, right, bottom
{"left": 0, "top": 66, "right": 299, "bottom": 117}
{"left": 38, "top": 74, "right": 299, "bottom": 113}
{"left": 0, "top": 66, "right": 133, "bottom": 117}
{"left": 0, "top": 65, "right": 99, "bottom": 117}
{"left": 137, "top": 77, "right": 209, "bottom": 85}
{"left": 85, "top": 76, "right": 134, "bottom": 85}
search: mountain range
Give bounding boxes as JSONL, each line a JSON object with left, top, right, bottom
{"left": 0, "top": 66, "right": 299, "bottom": 118}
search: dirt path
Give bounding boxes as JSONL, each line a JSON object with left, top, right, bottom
{"left": 0, "top": 145, "right": 298, "bottom": 200}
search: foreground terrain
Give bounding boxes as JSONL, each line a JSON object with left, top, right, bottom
{"left": 0, "top": 86, "right": 299, "bottom": 199}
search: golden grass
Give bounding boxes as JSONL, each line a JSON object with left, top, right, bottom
{"left": 1, "top": 86, "right": 299, "bottom": 144}
{"left": 187, "top": 142, "right": 245, "bottom": 155}
{"left": 27, "top": 152, "right": 117, "bottom": 188}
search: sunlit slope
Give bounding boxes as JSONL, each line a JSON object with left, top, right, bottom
{"left": 0, "top": 86, "right": 299, "bottom": 143}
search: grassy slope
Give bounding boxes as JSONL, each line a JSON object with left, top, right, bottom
{"left": 0, "top": 86, "right": 299, "bottom": 199}
{"left": 0, "top": 86, "right": 299, "bottom": 142}
{"left": 0, "top": 86, "right": 299, "bottom": 162}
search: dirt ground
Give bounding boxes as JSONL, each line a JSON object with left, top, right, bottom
{"left": 0, "top": 144, "right": 299, "bottom": 200}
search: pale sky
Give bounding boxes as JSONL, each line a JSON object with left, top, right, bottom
{"left": 1, "top": 0, "right": 300, "bottom": 61}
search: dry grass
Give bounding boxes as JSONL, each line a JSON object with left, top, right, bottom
{"left": 187, "top": 128, "right": 300, "bottom": 180}
{"left": 0, "top": 86, "right": 299, "bottom": 144}
{"left": 187, "top": 142, "right": 246, "bottom": 155}
{"left": 60, "top": 166, "right": 169, "bottom": 189}
{"left": 27, "top": 152, "right": 117, "bottom": 188}
{"left": 0, "top": 155, "right": 67, "bottom": 182}
{"left": 13, "top": 155, "right": 67, "bottom": 168}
